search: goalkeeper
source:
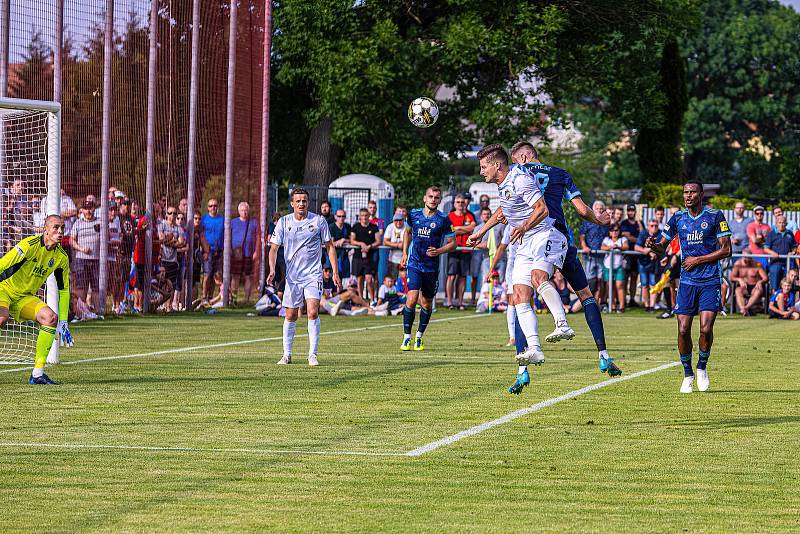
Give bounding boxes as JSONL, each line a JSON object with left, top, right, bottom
{"left": 0, "top": 215, "right": 73, "bottom": 385}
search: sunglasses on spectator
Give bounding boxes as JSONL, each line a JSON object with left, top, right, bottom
{"left": 336, "top": 214, "right": 345, "bottom": 218}
{"left": 167, "top": 210, "right": 176, "bottom": 215}
{"left": 208, "top": 204, "right": 218, "bottom": 208}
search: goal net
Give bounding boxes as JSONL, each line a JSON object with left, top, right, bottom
{"left": 0, "top": 98, "right": 61, "bottom": 365}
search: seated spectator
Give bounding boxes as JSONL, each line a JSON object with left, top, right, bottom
{"left": 731, "top": 251, "right": 768, "bottom": 316}
{"left": 395, "top": 266, "right": 408, "bottom": 298}
{"left": 764, "top": 216, "right": 797, "bottom": 292}
{"left": 601, "top": 223, "right": 628, "bottom": 313}
{"left": 375, "top": 275, "right": 404, "bottom": 315}
{"left": 768, "top": 278, "right": 799, "bottom": 320}
{"left": 475, "top": 270, "right": 508, "bottom": 313}
{"left": 320, "top": 278, "right": 371, "bottom": 316}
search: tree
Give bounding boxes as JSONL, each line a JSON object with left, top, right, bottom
{"left": 272, "top": 0, "right": 694, "bottom": 193}
{"left": 682, "top": 0, "right": 800, "bottom": 198}
{"left": 635, "top": 39, "right": 688, "bottom": 184}
{"left": 8, "top": 30, "right": 53, "bottom": 101}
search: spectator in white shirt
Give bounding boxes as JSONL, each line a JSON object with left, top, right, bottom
{"left": 600, "top": 223, "right": 629, "bottom": 313}
{"left": 383, "top": 212, "right": 407, "bottom": 279}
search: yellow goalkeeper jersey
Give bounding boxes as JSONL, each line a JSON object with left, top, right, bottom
{"left": 0, "top": 235, "right": 70, "bottom": 319}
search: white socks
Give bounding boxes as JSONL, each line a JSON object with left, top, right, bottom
{"left": 514, "top": 302, "right": 540, "bottom": 349}
{"left": 308, "top": 318, "right": 321, "bottom": 356}
{"left": 599, "top": 349, "right": 609, "bottom": 360}
{"left": 283, "top": 319, "right": 296, "bottom": 356}
{"left": 537, "top": 281, "right": 567, "bottom": 325}
{"left": 506, "top": 305, "right": 517, "bottom": 339}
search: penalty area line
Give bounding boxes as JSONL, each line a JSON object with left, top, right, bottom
{"left": 0, "top": 314, "right": 487, "bottom": 374}
{"left": 405, "top": 361, "right": 681, "bottom": 457}
{"left": 0, "top": 442, "right": 406, "bottom": 457}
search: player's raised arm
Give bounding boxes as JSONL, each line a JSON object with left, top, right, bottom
{"left": 509, "top": 197, "right": 549, "bottom": 244}
{"left": 571, "top": 197, "right": 610, "bottom": 226}
{"left": 466, "top": 206, "right": 503, "bottom": 248}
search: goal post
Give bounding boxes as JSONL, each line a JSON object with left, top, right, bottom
{"left": 0, "top": 97, "right": 62, "bottom": 365}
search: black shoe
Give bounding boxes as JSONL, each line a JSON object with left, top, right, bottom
{"left": 29, "top": 373, "right": 59, "bottom": 385}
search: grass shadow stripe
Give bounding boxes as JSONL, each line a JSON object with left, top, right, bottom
{"left": 405, "top": 361, "right": 681, "bottom": 456}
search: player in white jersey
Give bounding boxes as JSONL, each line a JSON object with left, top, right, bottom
{"left": 486, "top": 224, "right": 521, "bottom": 346}
{"left": 267, "top": 188, "right": 341, "bottom": 366}
{"left": 467, "top": 144, "right": 574, "bottom": 393}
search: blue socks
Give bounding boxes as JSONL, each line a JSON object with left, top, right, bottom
{"left": 514, "top": 318, "right": 527, "bottom": 355}
{"left": 697, "top": 350, "right": 710, "bottom": 370}
{"left": 418, "top": 307, "right": 432, "bottom": 335}
{"left": 581, "top": 297, "right": 606, "bottom": 352}
{"left": 680, "top": 353, "right": 693, "bottom": 377}
{"left": 403, "top": 306, "right": 415, "bottom": 335}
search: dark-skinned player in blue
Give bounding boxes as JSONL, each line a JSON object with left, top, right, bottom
{"left": 510, "top": 141, "right": 622, "bottom": 378}
{"left": 399, "top": 186, "right": 457, "bottom": 351}
{"left": 646, "top": 179, "right": 731, "bottom": 393}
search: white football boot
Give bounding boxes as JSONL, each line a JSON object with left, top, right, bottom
{"left": 308, "top": 354, "right": 319, "bottom": 367}
{"left": 516, "top": 346, "right": 545, "bottom": 366}
{"left": 277, "top": 355, "right": 292, "bottom": 365}
{"left": 696, "top": 369, "right": 710, "bottom": 392}
{"left": 680, "top": 375, "right": 694, "bottom": 394}
{"left": 545, "top": 320, "right": 575, "bottom": 343}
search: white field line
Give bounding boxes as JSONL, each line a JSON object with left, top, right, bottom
{"left": 0, "top": 314, "right": 487, "bottom": 374}
{"left": 405, "top": 361, "right": 680, "bottom": 456}
{"left": 0, "top": 442, "right": 405, "bottom": 457}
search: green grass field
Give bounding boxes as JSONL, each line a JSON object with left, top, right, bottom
{"left": 0, "top": 310, "right": 798, "bottom": 532}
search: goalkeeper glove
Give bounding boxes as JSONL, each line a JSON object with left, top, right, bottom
{"left": 57, "top": 320, "right": 74, "bottom": 348}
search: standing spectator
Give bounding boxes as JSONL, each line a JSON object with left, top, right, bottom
{"left": 158, "top": 206, "right": 184, "bottom": 311}
{"left": 620, "top": 204, "right": 643, "bottom": 308}
{"left": 328, "top": 209, "right": 351, "bottom": 279}
{"left": 728, "top": 202, "right": 753, "bottom": 255}
{"left": 580, "top": 201, "right": 608, "bottom": 305}
{"left": 472, "top": 206, "right": 503, "bottom": 301}
{"left": 201, "top": 198, "right": 224, "bottom": 302}
{"left": 173, "top": 211, "right": 188, "bottom": 310}
{"left": 70, "top": 199, "right": 101, "bottom": 310}
{"left": 178, "top": 197, "right": 188, "bottom": 218}
{"left": 478, "top": 194, "right": 491, "bottom": 212}
{"left": 731, "top": 251, "right": 768, "bottom": 316}
{"left": 190, "top": 211, "right": 205, "bottom": 300}
{"left": 601, "top": 224, "right": 628, "bottom": 312}
{"left": 383, "top": 212, "right": 407, "bottom": 279}
{"left": 319, "top": 200, "right": 335, "bottom": 225}
{"left": 746, "top": 206, "right": 771, "bottom": 268}
{"left": 132, "top": 213, "right": 162, "bottom": 312}
{"left": 764, "top": 216, "right": 797, "bottom": 291}
{"left": 366, "top": 200, "right": 385, "bottom": 298}
{"left": 395, "top": 205, "right": 408, "bottom": 219}
{"left": 634, "top": 219, "right": 662, "bottom": 312}
{"left": 446, "top": 193, "right": 476, "bottom": 309}
{"left": 772, "top": 206, "right": 798, "bottom": 233}
{"left": 350, "top": 208, "right": 380, "bottom": 301}
{"left": 107, "top": 202, "right": 124, "bottom": 313}
{"left": 230, "top": 201, "right": 260, "bottom": 305}
{"left": 612, "top": 207, "right": 623, "bottom": 225}
{"left": 118, "top": 200, "right": 136, "bottom": 288}
{"left": 654, "top": 207, "right": 666, "bottom": 230}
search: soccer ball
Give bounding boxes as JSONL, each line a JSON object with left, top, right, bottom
{"left": 408, "top": 97, "right": 439, "bottom": 128}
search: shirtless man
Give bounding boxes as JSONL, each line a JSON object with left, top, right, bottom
{"left": 731, "top": 251, "right": 768, "bottom": 316}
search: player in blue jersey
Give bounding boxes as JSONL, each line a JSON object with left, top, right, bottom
{"left": 399, "top": 186, "right": 457, "bottom": 351}
{"left": 509, "top": 142, "right": 622, "bottom": 377}
{"left": 646, "top": 179, "right": 731, "bottom": 393}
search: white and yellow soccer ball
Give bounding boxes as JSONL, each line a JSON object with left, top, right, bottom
{"left": 408, "top": 97, "right": 439, "bottom": 128}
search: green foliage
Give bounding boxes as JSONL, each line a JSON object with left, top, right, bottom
{"left": 708, "top": 196, "right": 753, "bottom": 209}
{"left": 682, "top": 0, "right": 800, "bottom": 198}
{"left": 635, "top": 39, "right": 688, "bottom": 184}
{"left": 642, "top": 182, "right": 684, "bottom": 207}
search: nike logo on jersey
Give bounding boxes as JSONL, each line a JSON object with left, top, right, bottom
{"left": 686, "top": 230, "right": 704, "bottom": 244}
{"left": 417, "top": 227, "right": 432, "bottom": 237}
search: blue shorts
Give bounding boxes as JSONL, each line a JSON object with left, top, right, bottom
{"left": 407, "top": 267, "right": 439, "bottom": 299}
{"left": 638, "top": 266, "right": 658, "bottom": 287}
{"left": 560, "top": 245, "right": 589, "bottom": 293}
{"left": 674, "top": 283, "right": 722, "bottom": 316}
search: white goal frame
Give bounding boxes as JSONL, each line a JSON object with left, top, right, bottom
{"left": 0, "top": 97, "right": 62, "bottom": 365}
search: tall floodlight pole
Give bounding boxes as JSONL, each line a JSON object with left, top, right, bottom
{"left": 258, "top": 0, "right": 272, "bottom": 293}
{"left": 0, "top": 0, "right": 9, "bottom": 97}
{"left": 54, "top": 0, "right": 64, "bottom": 102}
{"left": 222, "top": 0, "right": 238, "bottom": 307}
{"left": 184, "top": 0, "right": 201, "bottom": 310}
{"left": 143, "top": 0, "right": 159, "bottom": 313}
{"left": 97, "top": 0, "right": 115, "bottom": 315}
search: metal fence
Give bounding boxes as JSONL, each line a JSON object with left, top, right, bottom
{"left": 287, "top": 185, "right": 371, "bottom": 225}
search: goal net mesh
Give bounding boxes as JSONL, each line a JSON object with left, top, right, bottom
{"left": 0, "top": 108, "right": 51, "bottom": 364}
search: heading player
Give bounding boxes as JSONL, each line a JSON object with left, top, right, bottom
{"left": 510, "top": 141, "right": 621, "bottom": 377}
{"left": 646, "top": 180, "right": 731, "bottom": 393}
{"left": 268, "top": 188, "right": 341, "bottom": 367}
{"left": 468, "top": 144, "right": 574, "bottom": 395}
{"left": 0, "top": 215, "right": 73, "bottom": 385}
{"left": 399, "top": 186, "right": 456, "bottom": 351}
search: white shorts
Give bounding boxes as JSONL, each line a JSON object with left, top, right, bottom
{"left": 282, "top": 279, "right": 323, "bottom": 309}
{"left": 511, "top": 228, "right": 567, "bottom": 287}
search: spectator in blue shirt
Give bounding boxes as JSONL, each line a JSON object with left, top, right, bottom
{"left": 728, "top": 202, "right": 753, "bottom": 254}
{"left": 634, "top": 219, "right": 662, "bottom": 312}
{"left": 230, "top": 201, "right": 260, "bottom": 304}
{"left": 772, "top": 207, "right": 798, "bottom": 233}
{"left": 764, "top": 216, "right": 798, "bottom": 291}
{"left": 201, "top": 198, "right": 224, "bottom": 301}
{"left": 620, "top": 204, "right": 644, "bottom": 307}
{"left": 579, "top": 200, "right": 609, "bottom": 303}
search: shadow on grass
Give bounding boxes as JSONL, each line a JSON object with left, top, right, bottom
{"left": 671, "top": 415, "right": 800, "bottom": 429}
